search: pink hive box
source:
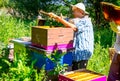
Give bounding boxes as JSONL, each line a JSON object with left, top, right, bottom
{"left": 32, "top": 26, "right": 74, "bottom": 51}
{"left": 59, "top": 69, "right": 107, "bottom": 81}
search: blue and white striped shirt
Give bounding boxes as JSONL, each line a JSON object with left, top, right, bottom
{"left": 72, "top": 17, "right": 94, "bottom": 61}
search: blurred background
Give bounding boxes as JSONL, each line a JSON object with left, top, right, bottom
{"left": 0, "top": 0, "right": 120, "bottom": 80}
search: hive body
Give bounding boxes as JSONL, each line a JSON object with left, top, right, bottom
{"left": 32, "top": 26, "right": 74, "bottom": 51}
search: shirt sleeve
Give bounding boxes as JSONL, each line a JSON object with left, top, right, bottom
{"left": 76, "top": 18, "right": 92, "bottom": 33}
{"left": 69, "top": 19, "right": 74, "bottom": 24}
{"left": 115, "top": 34, "right": 120, "bottom": 43}
{"left": 114, "top": 34, "right": 120, "bottom": 54}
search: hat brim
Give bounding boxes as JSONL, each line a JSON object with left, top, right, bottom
{"left": 71, "top": 5, "right": 89, "bottom": 15}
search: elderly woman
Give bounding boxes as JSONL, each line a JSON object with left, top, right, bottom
{"left": 49, "top": 3, "right": 94, "bottom": 70}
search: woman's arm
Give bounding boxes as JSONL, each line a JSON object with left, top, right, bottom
{"left": 57, "top": 17, "right": 77, "bottom": 31}
{"left": 49, "top": 13, "right": 77, "bottom": 31}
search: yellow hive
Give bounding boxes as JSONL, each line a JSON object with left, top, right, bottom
{"left": 59, "top": 69, "right": 107, "bottom": 81}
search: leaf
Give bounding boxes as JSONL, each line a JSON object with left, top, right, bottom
{"left": 110, "top": 21, "right": 119, "bottom": 33}
{"left": 2, "top": 59, "right": 11, "bottom": 66}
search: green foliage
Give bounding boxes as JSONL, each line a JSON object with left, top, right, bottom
{"left": 1, "top": 0, "right": 120, "bottom": 28}
{"left": 94, "top": 28, "right": 115, "bottom": 47}
{"left": 8, "top": 0, "right": 53, "bottom": 18}
{"left": 0, "top": 52, "right": 46, "bottom": 81}
{"left": 0, "top": 43, "right": 9, "bottom": 76}
{"left": 88, "top": 28, "right": 115, "bottom": 75}
{"left": 87, "top": 43, "right": 110, "bottom": 75}
{"left": 45, "top": 19, "right": 63, "bottom": 27}
{"left": 0, "top": 15, "right": 46, "bottom": 80}
{"left": 0, "top": 15, "right": 36, "bottom": 44}
{"left": 0, "top": 42, "right": 6, "bottom": 57}
{"left": 0, "top": 0, "right": 9, "bottom": 7}
{"left": 47, "top": 51, "right": 68, "bottom": 76}
{"left": 87, "top": 0, "right": 120, "bottom": 27}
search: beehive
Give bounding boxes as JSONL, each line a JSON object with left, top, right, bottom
{"left": 12, "top": 39, "right": 73, "bottom": 70}
{"left": 59, "top": 69, "right": 107, "bottom": 81}
{"left": 29, "top": 45, "right": 73, "bottom": 70}
{"left": 32, "top": 26, "right": 73, "bottom": 51}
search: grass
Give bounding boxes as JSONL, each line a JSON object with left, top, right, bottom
{"left": 0, "top": 15, "right": 116, "bottom": 80}
{"left": 87, "top": 43, "right": 110, "bottom": 75}
{"left": 0, "top": 14, "right": 36, "bottom": 44}
{"left": 0, "top": 15, "right": 44, "bottom": 80}
{"left": 87, "top": 28, "right": 115, "bottom": 75}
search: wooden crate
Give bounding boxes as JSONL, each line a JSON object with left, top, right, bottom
{"left": 59, "top": 69, "right": 107, "bottom": 81}
{"left": 32, "top": 26, "right": 73, "bottom": 51}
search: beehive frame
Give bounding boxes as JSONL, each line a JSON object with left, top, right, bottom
{"left": 59, "top": 69, "right": 107, "bottom": 81}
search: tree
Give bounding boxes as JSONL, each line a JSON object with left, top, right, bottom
{"left": 2, "top": 0, "right": 120, "bottom": 27}
{"left": 87, "top": 0, "right": 120, "bottom": 27}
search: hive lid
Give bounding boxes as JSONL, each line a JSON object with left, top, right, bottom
{"left": 12, "top": 38, "right": 31, "bottom": 46}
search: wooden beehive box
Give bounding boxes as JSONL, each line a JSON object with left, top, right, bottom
{"left": 59, "top": 69, "right": 107, "bottom": 81}
{"left": 28, "top": 45, "right": 73, "bottom": 70}
{"left": 32, "top": 26, "right": 74, "bottom": 51}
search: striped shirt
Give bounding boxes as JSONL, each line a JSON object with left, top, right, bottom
{"left": 114, "top": 34, "right": 120, "bottom": 54}
{"left": 72, "top": 17, "right": 94, "bottom": 61}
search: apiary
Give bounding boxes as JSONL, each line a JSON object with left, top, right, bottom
{"left": 32, "top": 26, "right": 73, "bottom": 52}
{"left": 12, "top": 39, "right": 73, "bottom": 70}
{"left": 59, "top": 69, "right": 107, "bottom": 81}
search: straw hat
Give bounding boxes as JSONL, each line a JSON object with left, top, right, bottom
{"left": 72, "top": 3, "right": 89, "bottom": 14}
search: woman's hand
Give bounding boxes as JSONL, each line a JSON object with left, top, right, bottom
{"left": 48, "top": 13, "right": 58, "bottom": 18}
{"left": 48, "top": 12, "right": 77, "bottom": 31}
{"left": 48, "top": 12, "right": 61, "bottom": 22}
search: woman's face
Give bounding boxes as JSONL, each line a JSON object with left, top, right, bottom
{"left": 73, "top": 8, "right": 85, "bottom": 18}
